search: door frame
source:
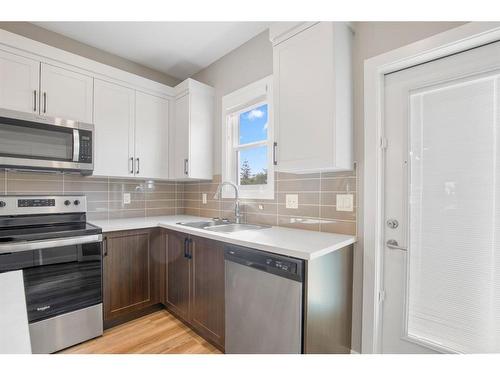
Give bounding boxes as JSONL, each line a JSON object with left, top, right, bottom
{"left": 362, "top": 21, "right": 500, "bottom": 354}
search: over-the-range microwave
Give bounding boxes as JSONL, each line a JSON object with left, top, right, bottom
{"left": 0, "top": 108, "right": 94, "bottom": 175}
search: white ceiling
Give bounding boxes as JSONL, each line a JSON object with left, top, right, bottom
{"left": 33, "top": 22, "right": 270, "bottom": 80}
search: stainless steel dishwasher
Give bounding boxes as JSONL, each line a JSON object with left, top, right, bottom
{"left": 224, "top": 244, "right": 304, "bottom": 354}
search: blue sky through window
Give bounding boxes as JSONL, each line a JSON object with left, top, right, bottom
{"left": 238, "top": 104, "right": 268, "bottom": 176}
{"left": 239, "top": 104, "right": 268, "bottom": 144}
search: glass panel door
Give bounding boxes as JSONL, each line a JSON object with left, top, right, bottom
{"left": 406, "top": 73, "right": 500, "bottom": 353}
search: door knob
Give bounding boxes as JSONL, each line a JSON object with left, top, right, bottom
{"left": 386, "top": 239, "right": 407, "bottom": 251}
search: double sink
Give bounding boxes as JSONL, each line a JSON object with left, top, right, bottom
{"left": 177, "top": 220, "right": 270, "bottom": 233}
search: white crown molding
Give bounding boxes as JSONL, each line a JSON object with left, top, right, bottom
{"left": 0, "top": 28, "right": 174, "bottom": 99}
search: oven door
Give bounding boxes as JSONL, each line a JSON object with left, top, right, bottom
{"left": 0, "top": 108, "right": 93, "bottom": 173}
{"left": 0, "top": 235, "right": 102, "bottom": 323}
{"left": 25, "top": 240, "right": 102, "bottom": 323}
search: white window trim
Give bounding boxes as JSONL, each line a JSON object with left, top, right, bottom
{"left": 221, "top": 75, "right": 274, "bottom": 200}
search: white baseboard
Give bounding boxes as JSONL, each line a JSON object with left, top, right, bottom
{"left": 350, "top": 349, "right": 360, "bottom": 354}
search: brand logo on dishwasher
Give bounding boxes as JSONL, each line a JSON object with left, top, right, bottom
{"left": 36, "top": 305, "right": 51, "bottom": 311}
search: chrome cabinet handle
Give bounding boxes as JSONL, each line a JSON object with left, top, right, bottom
{"left": 386, "top": 239, "right": 407, "bottom": 251}
{"left": 129, "top": 157, "right": 134, "bottom": 174}
{"left": 184, "top": 158, "right": 189, "bottom": 175}
{"left": 136, "top": 157, "right": 140, "bottom": 174}
{"left": 43, "top": 92, "right": 47, "bottom": 113}
{"left": 33, "top": 90, "right": 37, "bottom": 112}
{"left": 273, "top": 142, "right": 278, "bottom": 165}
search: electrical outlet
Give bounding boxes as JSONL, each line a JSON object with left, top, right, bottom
{"left": 285, "top": 194, "right": 299, "bottom": 209}
{"left": 123, "top": 193, "right": 131, "bottom": 205}
{"left": 336, "top": 194, "right": 354, "bottom": 212}
{"left": 202, "top": 193, "right": 207, "bottom": 205}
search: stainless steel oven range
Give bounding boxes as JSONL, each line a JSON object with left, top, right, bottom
{"left": 0, "top": 195, "right": 103, "bottom": 353}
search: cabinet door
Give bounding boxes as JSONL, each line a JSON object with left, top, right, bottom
{"left": 274, "top": 22, "right": 336, "bottom": 172}
{"left": 0, "top": 50, "right": 39, "bottom": 114}
{"left": 103, "top": 230, "right": 152, "bottom": 321}
{"left": 135, "top": 91, "right": 169, "bottom": 179}
{"left": 166, "top": 230, "right": 191, "bottom": 321}
{"left": 172, "top": 93, "right": 190, "bottom": 179}
{"left": 190, "top": 236, "right": 225, "bottom": 347}
{"left": 93, "top": 79, "right": 135, "bottom": 177}
{"left": 40, "top": 63, "right": 93, "bottom": 123}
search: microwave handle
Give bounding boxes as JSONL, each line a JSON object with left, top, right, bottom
{"left": 73, "top": 129, "right": 80, "bottom": 162}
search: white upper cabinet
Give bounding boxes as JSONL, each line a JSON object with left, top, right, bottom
{"left": 135, "top": 91, "right": 169, "bottom": 180}
{"left": 40, "top": 63, "right": 93, "bottom": 123}
{"left": 93, "top": 79, "right": 170, "bottom": 180}
{"left": 271, "top": 22, "right": 353, "bottom": 173}
{"left": 93, "top": 79, "right": 135, "bottom": 178}
{"left": 0, "top": 49, "right": 39, "bottom": 114}
{"left": 171, "top": 79, "right": 214, "bottom": 180}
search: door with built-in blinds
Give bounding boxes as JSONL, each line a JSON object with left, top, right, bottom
{"left": 382, "top": 41, "right": 500, "bottom": 353}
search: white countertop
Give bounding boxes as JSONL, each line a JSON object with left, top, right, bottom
{"left": 90, "top": 215, "right": 356, "bottom": 260}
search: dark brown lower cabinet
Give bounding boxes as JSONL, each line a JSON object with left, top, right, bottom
{"left": 103, "top": 228, "right": 165, "bottom": 324}
{"left": 164, "top": 230, "right": 225, "bottom": 350}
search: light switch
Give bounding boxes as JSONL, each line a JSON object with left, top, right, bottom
{"left": 202, "top": 193, "right": 207, "bottom": 205}
{"left": 123, "top": 193, "right": 131, "bottom": 205}
{"left": 285, "top": 194, "right": 299, "bottom": 209}
{"left": 336, "top": 194, "right": 354, "bottom": 212}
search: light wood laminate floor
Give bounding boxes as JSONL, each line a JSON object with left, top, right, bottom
{"left": 61, "top": 310, "right": 222, "bottom": 354}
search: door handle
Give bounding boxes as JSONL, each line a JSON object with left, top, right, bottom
{"left": 188, "top": 238, "right": 193, "bottom": 259}
{"left": 184, "top": 159, "right": 189, "bottom": 176}
{"left": 183, "top": 237, "right": 191, "bottom": 259}
{"left": 386, "top": 239, "right": 407, "bottom": 251}
{"left": 273, "top": 142, "right": 278, "bottom": 165}
{"left": 129, "top": 157, "right": 134, "bottom": 174}
{"left": 136, "top": 157, "right": 140, "bottom": 175}
{"left": 103, "top": 238, "right": 108, "bottom": 257}
{"left": 43, "top": 92, "right": 47, "bottom": 113}
{"left": 33, "top": 90, "right": 37, "bottom": 112}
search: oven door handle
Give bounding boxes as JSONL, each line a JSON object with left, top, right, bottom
{"left": 0, "top": 234, "right": 103, "bottom": 255}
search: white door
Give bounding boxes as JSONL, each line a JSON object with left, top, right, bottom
{"left": 135, "top": 91, "right": 169, "bottom": 179}
{"left": 0, "top": 50, "right": 39, "bottom": 114}
{"left": 40, "top": 63, "right": 93, "bottom": 123}
{"left": 93, "top": 79, "right": 135, "bottom": 178}
{"left": 382, "top": 42, "right": 500, "bottom": 353}
{"left": 273, "top": 22, "right": 336, "bottom": 172}
{"left": 173, "top": 93, "right": 190, "bottom": 179}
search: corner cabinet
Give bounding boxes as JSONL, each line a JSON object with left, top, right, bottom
{"left": 165, "top": 230, "right": 225, "bottom": 350}
{"left": 93, "top": 78, "right": 170, "bottom": 180}
{"left": 170, "top": 79, "right": 214, "bottom": 180}
{"left": 271, "top": 22, "right": 354, "bottom": 173}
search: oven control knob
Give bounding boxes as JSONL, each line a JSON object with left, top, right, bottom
{"left": 74, "top": 200, "right": 80, "bottom": 206}
{"left": 64, "top": 200, "right": 71, "bottom": 206}
{"left": 0, "top": 201, "right": 5, "bottom": 208}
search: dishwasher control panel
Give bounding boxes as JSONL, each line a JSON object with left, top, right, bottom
{"left": 224, "top": 244, "right": 304, "bottom": 282}
{"left": 265, "top": 258, "right": 297, "bottom": 274}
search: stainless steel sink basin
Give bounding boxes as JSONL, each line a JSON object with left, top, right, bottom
{"left": 176, "top": 221, "right": 270, "bottom": 233}
{"left": 204, "top": 223, "right": 270, "bottom": 233}
{"left": 176, "top": 221, "right": 220, "bottom": 229}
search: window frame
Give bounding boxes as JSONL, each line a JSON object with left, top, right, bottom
{"left": 221, "top": 76, "right": 274, "bottom": 200}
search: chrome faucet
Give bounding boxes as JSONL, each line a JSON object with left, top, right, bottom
{"left": 213, "top": 181, "right": 242, "bottom": 224}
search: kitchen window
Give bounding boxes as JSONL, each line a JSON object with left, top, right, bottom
{"left": 222, "top": 76, "right": 274, "bottom": 199}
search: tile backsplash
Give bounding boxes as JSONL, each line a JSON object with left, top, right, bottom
{"left": 0, "top": 170, "right": 184, "bottom": 221}
{"left": 0, "top": 167, "right": 357, "bottom": 236}
{"left": 179, "top": 167, "right": 357, "bottom": 236}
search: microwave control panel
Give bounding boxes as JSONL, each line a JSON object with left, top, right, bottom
{"left": 78, "top": 130, "right": 93, "bottom": 163}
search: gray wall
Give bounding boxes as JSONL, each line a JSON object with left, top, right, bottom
{"left": 192, "top": 21, "right": 467, "bottom": 353}
{"left": 0, "top": 22, "right": 180, "bottom": 87}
